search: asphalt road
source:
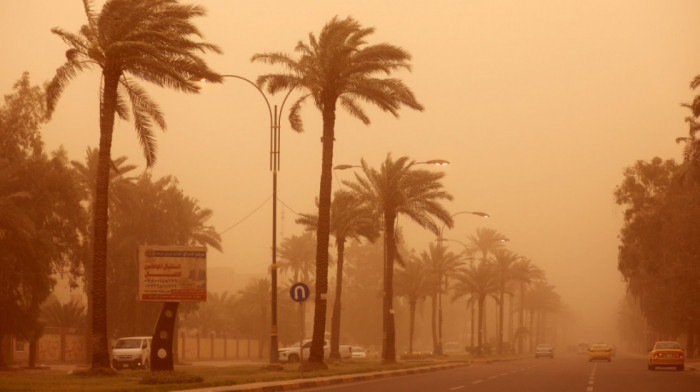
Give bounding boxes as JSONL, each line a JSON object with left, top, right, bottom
{"left": 292, "top": 353, "right": 700, "bottom": 392}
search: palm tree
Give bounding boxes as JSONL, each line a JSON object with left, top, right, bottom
{"left": 345, "top": 154, "right": 453, "bottom": 363}
{"left": 41, "top": 298, "right": 86, "bottom": 329}
{"left": 46, "top": 0, "right": 221, "bottom": 369}
{"left": 452, "top": 261, "right": 499, "bottom": 356}
{"left": 465, "top": 227, "right": 507, "bottom": 347}
{"left": 526, "top": 281, "right": 560, "bottom": 346}
{"left": 252, "top": 16, "right": 423, "bottom": 368}
{"left": 510, "top": 258, "right": 543, "bottom": 353}
{"left": 395, "top": 255, "right": 431, "bottom": 354}
{"left": 238, "top": 279, "right": 271, "bottom": 359}
{"left": 491, "top": 249, "right": 520, "bottom": 355}
{"left": 277, "top": 232, "right": 317, "bottom": 283}
{"left": 420, "top": 242, "right": 462, "bottom": 356}
{"left": 296, "top": 190, "right": 379, "bottom": 360}
{"left": 674, "top": 104, "right": 700, "bottom": 185}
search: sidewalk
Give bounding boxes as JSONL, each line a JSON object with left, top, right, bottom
{"left": 171, "top": 362, "right": 470, "bottom": 392}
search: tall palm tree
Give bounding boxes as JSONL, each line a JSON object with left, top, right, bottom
{"left": 420, "top": 242, "right": 462, "bottom": 356}
{"left": 465, "top": 227, "right": 507, "bottom": 347}
{"left": 491, "top": 249, "right": 520, "bottom": 355}
{"left": 452, "top": 260, "right": 499, "bottom": 356}
{"left": 526, "top": 281, "right": 560, "bottom": 346}
{"left": 238, "top": 278, "right": 271, "bottom": 359}
{"left": 252, "top": 16, "right": 423, "bottom": 368}
{"left": 296, "top": 190, "right": 379, "bottom": 360}
{"left": 345, "top": 154, "right": 453, "bottom": 363}
{"left": 510, "top": 258, "right": 543, "bottom": 353}
{"left": 395, "top": 255, "right": 431, "bottom": 354}
{"left": 277, "top": 231, "right": 316, "bottom": 283}
{"left": 46, "top": 0, "right": 221, "bottom": 369}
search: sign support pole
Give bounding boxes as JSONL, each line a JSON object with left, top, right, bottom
{"left": 150, "top": 301, "right": 179, "bottom": 371}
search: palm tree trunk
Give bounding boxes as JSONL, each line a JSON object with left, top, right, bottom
{"left": 436, "top": 277, "right": 444, "bottom": 356}
{"left": 329, "top": 238, "right": 345, "bottom": 360}
{"left": 409, "top": 299, "right": 416, "bottom": 354}
{"left": 477, "top": 295, "right": 485, "bottom": 357}
{"left": 430, "top": 294, "right": 437, "bottom": 354}
{"left": 382, "top": 212, "right": 397, "bottom": 364}
{"left": 498, "top": 287, "right": 504, "bottom": 354}
{"left": 470, "top": 300, "right": 475, "bottom": 349}
{"left": 91, "top": 70, "right": 120, "bottom": 369}
{"left": 507, "top": 293, "right": 514, "bottom": 352}
{"left": 308, "top": 103, "right": 336, "bottom": 369}
{"left": 518, "top": 283, "right": 525, "bottom": 354}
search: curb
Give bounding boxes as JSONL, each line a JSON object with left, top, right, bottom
{"left": 171, "top": 362, "right": 470, "bottom": 392}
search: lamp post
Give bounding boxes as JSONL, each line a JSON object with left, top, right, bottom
{"left": 202, "top": 74, "right": 294, "bottom": 367}
{"left": 433, "top": 211, "right": 489, "bottom": 356}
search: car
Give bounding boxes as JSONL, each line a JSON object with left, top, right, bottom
{"left": 351, "top": 346, "right": 367, "bottom": 359}
{"left": 648, "top": 341, "right": 684, "bottom": 371}
{"left": 588, "top": 343, "right": 612, "bottom": 362}
{"left": 534, "top": 343, "right": 554, "bottom": 359}
{"left": 278, "top": 339, "right": 352, "bottom": 363}
{"left": 111, "top": 336, "right": 151, "bottom": 369}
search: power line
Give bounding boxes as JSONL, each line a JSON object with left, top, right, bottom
{"left": 218, "top": 196, "right": 271, "bottom": 236}
{"left": 217, "top": 196, "right": 300, "bottom": 236}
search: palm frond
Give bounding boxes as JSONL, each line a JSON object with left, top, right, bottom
{"left": 287, "top": 95, "right": 309, "bottom": 133}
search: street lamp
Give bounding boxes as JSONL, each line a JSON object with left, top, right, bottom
{"left": 433, "top": 211, "right": 489, "bottom": 356}
{"left": 200, "top": 74, "right": 294, "bottom": 367}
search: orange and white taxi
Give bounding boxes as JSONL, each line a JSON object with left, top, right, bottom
{"left": 648, "top": 341, "right": 684, "bottom": 371}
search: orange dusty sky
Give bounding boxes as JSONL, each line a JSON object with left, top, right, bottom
{"left": 2, "top": 0, "right": 699, "bottom": 340}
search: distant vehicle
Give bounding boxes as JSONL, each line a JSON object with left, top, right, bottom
{"left": 535, "top": 344, "right": 554, "bottom": 359}
{"left": 278, "top": 339, "right": 352, "bottom": 363}
{"left": 112, "top": 336, "right": 151, "bottom": 369}
{"left": 648, "top": 341, "right": 684, "bottom": 371}
{"left": 588, "top": 343, "right": 612, "bottom": 362}
{"left": 351, "top": 346, "right": 367, "bottom": 359}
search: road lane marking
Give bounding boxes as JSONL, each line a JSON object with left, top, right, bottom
{"left": 449, "top": 386, "right": 465, "bottom": 391}
{"left": 472, "top": 380, "right": 483, "bottom": 384}
{"left": 488, "top": 375, "right": 498, "bottom": 380}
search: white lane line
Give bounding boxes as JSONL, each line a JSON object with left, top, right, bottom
{"left": 472, "top": 379, "right": 484, "bottom": 384}
{"left": 449, "top": 386, "right": 465, "bottom": 391}
{"left": 586, "top": 363, "right": 597, "bottom": 392}
{"left": 500, "top": 372, "right": 509, "bottom": 376}
{"left": 488, "top": 375, "right": 498, "bottom": 380}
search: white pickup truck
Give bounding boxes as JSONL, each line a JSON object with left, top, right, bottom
{"left": 278, "top": 339, "right": 353, "bottom": 363}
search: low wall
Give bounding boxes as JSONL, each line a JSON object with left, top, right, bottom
{"left": 9, "top": 329, "right": 262, "bottom": 365}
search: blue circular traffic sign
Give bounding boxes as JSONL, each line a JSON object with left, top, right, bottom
{"left": 289, "top": 282, "right": 310, "bottom": 303}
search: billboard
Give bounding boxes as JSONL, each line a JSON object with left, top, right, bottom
{"left": 137, "top": 245, "right": 207, "bottom": 302}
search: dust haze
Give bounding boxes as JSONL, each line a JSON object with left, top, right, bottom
{"left": 2, "top": 0, "right": 698, "bottom": 353}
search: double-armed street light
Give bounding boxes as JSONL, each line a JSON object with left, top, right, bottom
{"left": 200, "top": 74, "right": 294, "bottom": 367}
{"left": 432, "top": 211, "right": 490, "bottom": 356}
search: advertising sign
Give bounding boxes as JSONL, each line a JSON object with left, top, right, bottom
{"left": 138, "top": 245, "right": 207, "bottom": 302}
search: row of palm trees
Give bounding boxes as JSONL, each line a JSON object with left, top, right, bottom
{"left": 272, "top": 161, "right": 560, "bottom": 360}
{"left": 45, "top": 1, "right": 426, "bottom": 369}
{"left": 43, "top": 1, "right": 555, "bottom": 369}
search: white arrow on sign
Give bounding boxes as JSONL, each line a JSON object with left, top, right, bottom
{"left": 289, "top": 282, "right": 310, "bottom": 303}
